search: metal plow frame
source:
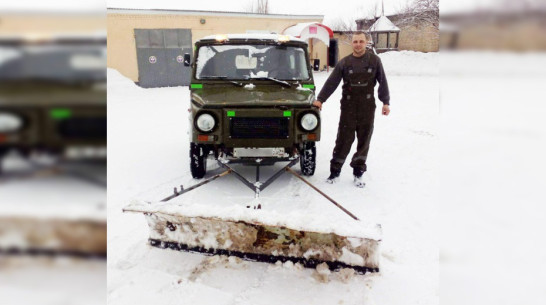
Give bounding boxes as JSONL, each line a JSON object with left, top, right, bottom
{"left": 126, "top": 158, "right": 381, "bottom": 273}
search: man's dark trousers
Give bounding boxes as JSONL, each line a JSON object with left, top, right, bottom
{"left": 330, "top": 95, "right": 375, "bottom": 174}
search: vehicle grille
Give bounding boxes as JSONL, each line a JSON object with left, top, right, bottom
{"left": 230, "top": 117, "right": 289, "bottom": 139}
{"left": 57, "top": 117, "right": 106, "bottom": 140}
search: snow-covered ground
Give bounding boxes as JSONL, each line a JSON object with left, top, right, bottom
{"left": 0, "top": 160, "right": 107, "bottom": 305}
{"left": 107, "top": 51, "right": 438, "bottom": 305}
{"left": 440, "top": 51, "right": 546, "bottom": 305}
{"left": 0, "top": 256, "right": 106, "bottom": 305}
{"left": 0, "top": 158, "right": 106, "bottom": 221}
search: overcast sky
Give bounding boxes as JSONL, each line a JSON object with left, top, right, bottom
{"left": 103, "top": 0, "right": 414, "bottom": 28}
{"left": 1, "top": 0, "right": 510, "bottom": 23}
{"left": 2, "top": 0, "right": 494, "bottom": 15}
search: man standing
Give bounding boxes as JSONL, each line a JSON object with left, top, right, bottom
{"left": 313, "top": 31, "right": 390, "bottom": 188}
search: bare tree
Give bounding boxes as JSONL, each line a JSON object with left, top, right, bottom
{"left": 397, "top": 0, "right": 439, "bottom": 28}
{"left": 327, "top": 5, "right": 372, "bottom": 45}
{"left": 243, "top": 0, "right": 270, "bottom": 14}
{"left": 329, "top": 17, "right": 356, "bottom": 32}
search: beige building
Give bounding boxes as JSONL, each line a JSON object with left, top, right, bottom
{"left": 0, "top": 12, "right": 105, "bottom": 36}
{"left": 441, "top": 11, "right": 546, "bottom": 51}
{"left": 107, "top": 8, "right": 329, "bottom": 86}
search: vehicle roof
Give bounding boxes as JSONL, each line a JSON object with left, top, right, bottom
{"left": 199, "top": 33, "right": 306, "bottom": 43}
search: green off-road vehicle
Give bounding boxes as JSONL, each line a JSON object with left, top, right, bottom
{"left": 187, "top": 34, "right": 320, "bottom": 178}
{"left": 0, "top": 35, "right": 106, "bottom": 174}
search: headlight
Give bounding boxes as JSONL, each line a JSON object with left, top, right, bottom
{"left": 300, "top": 113, "right": 318, "bottom": 131}
{"left": 0, "top": 112, "right": 23, "bottom": 133}
{"left": 195, "top": 113, "right": 215, "bottom": 132}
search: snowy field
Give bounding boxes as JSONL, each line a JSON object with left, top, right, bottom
{"left": 440, "top": 51, "right": 546, "bottom": 305}
{"left": 0, "top": 161, "right": 106, "bottom": 305}
{"left": 107, "top": 51, "right": 439, "bottom": 305}
{"left": 0, "top": 256, "right": 106, "bottom": 305}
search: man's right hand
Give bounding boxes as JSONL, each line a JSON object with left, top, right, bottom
{"left": 312, "top": 100, "right": 323, "bottom": 110}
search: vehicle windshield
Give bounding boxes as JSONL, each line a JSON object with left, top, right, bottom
{"left": 0, "top": 42, "right": 106, "bottom": 83}
{"left": 196, "top": 44, "right": 310, "bottom": 81}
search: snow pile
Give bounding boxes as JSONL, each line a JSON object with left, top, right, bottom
{"left": 106, "top": 68, "right": 141, "bottom": 98}
{"left": 379, "top": 50, "right": 438, "bottom": 76}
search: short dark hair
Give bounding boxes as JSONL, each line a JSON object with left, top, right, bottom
{"left": 352, "top": 31, "right": 368, "bottom": 40}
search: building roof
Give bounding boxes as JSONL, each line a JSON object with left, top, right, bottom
{"left": 282, "top": 22, "right": 333, "bottom": 46}
{"left": 369, "top": 15, "right": 400, "bottom": 32}
{"left": 107, "top": 8, "right": 324, "bottom": 20}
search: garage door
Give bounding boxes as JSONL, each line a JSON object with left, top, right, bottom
{"left": 135, "top": 29, "right": 192, "bottom": 88}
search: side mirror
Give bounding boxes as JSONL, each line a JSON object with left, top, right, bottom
{"left": 183, "top": 53, "right": 191, "bottom": 66}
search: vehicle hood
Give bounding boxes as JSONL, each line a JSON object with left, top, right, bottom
{"left": 191, "top": 85, "right": 315, "bottom": 108}
{"left": 0, "top": 82, "right": 106, "bottom": 106}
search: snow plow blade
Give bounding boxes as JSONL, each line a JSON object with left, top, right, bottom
{"left": 124, "top": 200, "right": 381, "bottom": 274}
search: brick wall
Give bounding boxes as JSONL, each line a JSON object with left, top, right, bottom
{"left": 397, "top": 24, "right": 439, "bottom": 52}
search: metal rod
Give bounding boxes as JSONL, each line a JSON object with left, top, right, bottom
{"left": 258, "top": 158, "right": 299, "bottom": 192}
{"left": 285, "top": 167, "right": 360, "bottom": 221}
{"left": 217, "top": 161, "right": 257, "bottom": 192}
{"left": 256, "top": 165, "right": 260, "bottom": 183}
{"left": 161, "top": 169, "right": 231, "bottom": 202}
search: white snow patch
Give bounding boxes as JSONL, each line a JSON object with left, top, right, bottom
{"left": 347, "top": 237, "right": 364, "bottom": 248}
{"left": 223, "top": 239, "right": 233, "bottom": 248}
{"left": 339, "top": 247, "right": 365, "bottom": 266}
{"left": 200, "top": 232, "right": 219, "bottom": 249}
{"left": 250, "top": 71, "right": 268, "bottom": 78}
{"left": 296, "top": 84, "right": 312, "bottom": 91}
{"left": 0, "top": 231, "right": 28, "bottom": 248}
{"left": 379, "top": 50, "right": 438, "bottom": 76}
{"left": 244, "top": 83, "right": 255, "bottom": 89}
{"left": 303, "top": 249, "right": 322, "bottom": 259}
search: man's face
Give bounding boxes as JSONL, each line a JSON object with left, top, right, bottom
{"left": 352, "top": 34, "right": 367, "bottom": 55}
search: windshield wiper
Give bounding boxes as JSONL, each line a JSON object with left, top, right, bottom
{"left": 229, "top": 81, "right": 244, "bottom": 87}
{"left": 248, "top": 76, "right": 292, "bottom": 88}
{"left": 200, "top": 76, "right": 228, "bottom": 79}
{"left": 199, "top": 76, "right": 244, "bottom": 87}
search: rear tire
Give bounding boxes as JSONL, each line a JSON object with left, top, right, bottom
{"left": 190, "top": 143, "right": 208, "bottom": 179}
{"left": 299, "top": 142, "right": 316, "bottom": 176}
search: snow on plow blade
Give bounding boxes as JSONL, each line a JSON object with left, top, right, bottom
{"left": 124, "top": 200, "right": 381, "bottom": 274}
{"left": 0, "top": 216, "right": 107, "bottom": 256}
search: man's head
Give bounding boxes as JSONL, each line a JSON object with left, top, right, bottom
{"left": 351, "top": 31, "right": 368, "bottom": 57}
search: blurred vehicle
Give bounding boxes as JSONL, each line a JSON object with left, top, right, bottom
{"left": 0, "top": 34, "right": 106, "bottom": 174}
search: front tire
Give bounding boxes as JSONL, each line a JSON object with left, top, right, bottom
{"left": 190, "top": 143, "right": 208, "bottom": 179}
{"left": 299, "top": 142, "right": 316, "bottom": 176}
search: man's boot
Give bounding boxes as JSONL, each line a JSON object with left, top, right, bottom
{"left": 326, "top": 169, "right": 340, "bottom": 184}
{"left": 353, "top": 168, "right": 365, "bottom": 188}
